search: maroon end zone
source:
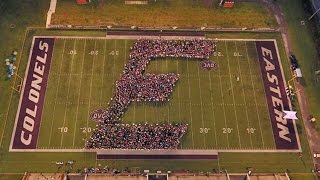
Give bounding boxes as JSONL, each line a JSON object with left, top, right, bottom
{"left": 11, "top": 37, "right": 55, "bottom": 149}
{"left": 256, "top": 41, "right": 298, "bottom": 150}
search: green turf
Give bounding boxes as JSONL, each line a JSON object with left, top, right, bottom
{"left": 32, "top": 37, "right": 276, "bottom": 150}
{"left": 0, "top": 0, "right": 317, "bottom": 175}
{"left": 279, "top": 0, "right": 320, "bottom": 132}
{"left": 51, "top": 0, "right": 276, "bottom": 28}
{"left": 0, "top": 27, "right": 314, "bottom": 173}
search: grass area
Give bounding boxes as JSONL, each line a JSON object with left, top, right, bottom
{"left": 289, "top": 174, "right": 318, "bottom": 180}
{"left": 0, "top": 0, "right": 316, "bottom": 176}
{"left": 51, "top": 0, "right": 276, "bottom": 28}
{"left": 278, "top": 0, "right": 320, "bottom": 131}
{"left": 35, "top": 37, "right": 274, "bottom": 150}
{"left": 0, "top": 27, "right": 314, "bottom": 173}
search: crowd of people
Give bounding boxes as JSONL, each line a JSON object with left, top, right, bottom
{"left": 86, "top": 39, "right": 214, "bottom": 149}
{"left": 86, "top": 123, "right": 187, "bottom": 149}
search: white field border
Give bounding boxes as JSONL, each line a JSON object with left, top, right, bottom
{"left": 8, "top": 36, "right": 301, "bottom": 153}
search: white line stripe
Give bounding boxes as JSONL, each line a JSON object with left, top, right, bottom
{"left": 166, "top": 59, "right": 170, "bottom": 124}
{"left": 196, "top": 59, "right": 206, "bottom": 148}
{"left": 224, "top": 41, "right": 242, "bottom": 148}
{"left": 72, "top": 39, "right": 87, "bottom": 147}
{"left": 253, "top": 42, "right": 274, "bottom": 148}
{"left": 60, "top": 39, "right": 77, "bottom": 147}
{"left": 273, "top": 40, "right": 301, "bottom": 151}
{"left": 217, "top": 42, "right": 229, "bottom": 148}
{"left": 48, "top": 72, "right": 261, "bottom": 78}
{"left": 48, "top": 39, "right": 66, "bottom": 146}
{"left": 37, "top": 39, "right": 57, "bottom": 148}
{"left": 186, "top": 58, "right": 195, "bottom": 149}
{"left": 85, "top": 40, "right": 97, "bottom": 144}
{"left": 8, "top": 32, "right": 34, "bottom": 150}
{"left": 8, "top": 148, "right": 301, "bottom": 153}
{"left": 208, "top": 65, "right": 218, "bottom": 148}
{"left": 245, "top": 42, "right": 265, "bottom": 148}
{"left": 235, "top": 41, "right": 253, "bottom": 148}
{"left": 32, "top": 36, "right": 277, "bottom": 42}
{"left": 100, "top": 39, "right": 107, "bottom": 106}
{"left": 176, "top": 60, "right": 183, "bottom": 149}
{"left": 112, "top": 40, "right": 116, "bottom": 94}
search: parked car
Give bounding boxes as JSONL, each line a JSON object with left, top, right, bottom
{"left": 289, "top": 54, "right": 299, "bottom": 70}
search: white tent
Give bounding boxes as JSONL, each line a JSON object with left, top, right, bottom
{"left": 283, "top": 110, "right": 298, "bottom": 120}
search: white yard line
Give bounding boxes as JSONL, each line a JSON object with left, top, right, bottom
{"left": 48, "top": 40, "right": 66, "bottom": 146}
{"left": 196, "top": 60, "right": 207, "bottom": 148}
{"left": 245, "top": 42, "right": 265, "bottom": 148}
{"left": 60, "top": 39, "right": 77, "bottom": 147}
{"left": 234, "top": 41, "right": 253, "bottom": 148}
{"left": 72, "top": 39, "right": 87, "bottom": 147}
{"left": 144, "top": 103, "right": 147, "bottom": 123}
{"left": 8, "top": 147, "right": 301, "bottom": 153}
{"left": 112, "top": 40, "right": 116, "bottom": 94}
{"left": 36, "top": 40, "right": 57, "bottom": 148}
{"left": 176, "top": 60, "right": 183, "bottom": 149}
{"left": 254, "top": 42, "right": 273, "bottom": 148}
{"left": 166, "top": 59, "right": 170, "bottom": 124}
{"left": 225, "top": 41, "right": 242, "bottom": 148}
{"left": 217, "top": 43, "right": 229, "bottom": 148}
{"left": 155, "top": 59, "right": 159, "bottom": 124}
{"left": 125, "top": 39, "right": 127, "bottom": 64}
{"left": 208, "top": 67, "right": 218, "bottom": 147}
{"left": 85, "top": 40, "right": 97, "bottom": 143}
{"left": 100, "top": 39, "right": 107, "bottom": 106}
{"left": 186, "top": 59, "right": 195, "bottom": 149}
{"left": 176, "top": 61, "right": 182, "bottom": 122}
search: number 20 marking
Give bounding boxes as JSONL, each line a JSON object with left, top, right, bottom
{"left": 81, "top": 127, "right": 92, "bottom": 133}
{"left": 222, "top": 128, "right": 232, "bottom": 134}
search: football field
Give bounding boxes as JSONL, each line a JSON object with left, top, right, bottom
{"left": 10, "top": 36, "right": 300, "bottom": 151}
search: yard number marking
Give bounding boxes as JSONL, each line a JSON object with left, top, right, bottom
{"left": 222, "top": 128, "right": 233, "bottom": 134}
{"left": 80, "top": 127, "right": 92, "bottom": 133}
{"left": 233, "top": 52, "right": 242, "bottom": 57}
{"left": 200, "top": 128, "right": 210, "bottom": 134}
{"left": 89, "top": 50, "right": 98, "bottom": 55}
{"left": 68, "top": 50, "right": 77, "bottom": 55}
{"left": 58, "top": 127, "right": 68, "bottom": 133}
{"left": 213, "top": 52, "right": 223, "bottom": 57}
{"left": 109, "top": 50, "right": 119, "bottom": 56}
{"left": 246, "top": 128, "right": 256, "bottom": 134}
